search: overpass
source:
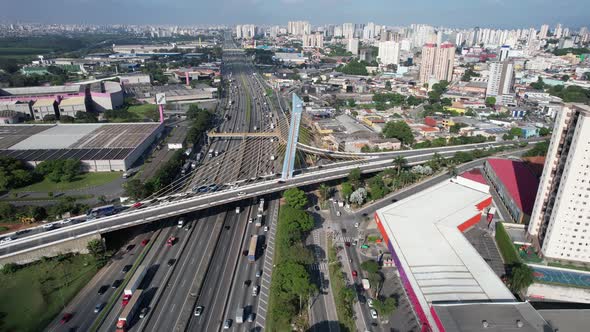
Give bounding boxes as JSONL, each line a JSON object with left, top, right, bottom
{"left": 0, "top": 137, "right": 539, "bottom": 265}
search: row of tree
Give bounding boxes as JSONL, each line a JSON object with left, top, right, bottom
{"left": 0, "top": 196, "right": 89, "bottom": 223}
{"left": 0, "top": 157, "right": 82, "bottom": 192}
{"left": 268, "top": 188, "right": 317, "bottom": 330}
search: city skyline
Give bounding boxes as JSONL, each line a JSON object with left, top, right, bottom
{"left": 1, "top": 0, "right": 589, "bottom": 28}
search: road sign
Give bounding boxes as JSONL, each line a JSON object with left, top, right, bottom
{"left": 155, "top": 93, "right": 166, "bottom": 105}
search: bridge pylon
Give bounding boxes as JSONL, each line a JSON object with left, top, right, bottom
{"left": 281, "top": 94, "right": 304, "bottom": 180}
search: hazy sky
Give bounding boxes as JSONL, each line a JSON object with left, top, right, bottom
{"left": 2, "top": 0, "right": 588, "bottom": 28}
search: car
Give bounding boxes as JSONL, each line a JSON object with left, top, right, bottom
{"left": 223, "top": 319, "right": 232, "bottom": 329}
{"left": 60, "top": 313, "right": 73, "bottom": 324}
{"left": 42, "top": 223, "right": 55, "bottom": 230}
{"left": 112, "top": 279, "right": 122, "bottom": 289}
{"left": 126, "top": 244, "right": 135, "bottom": 251}
{"left": 345, "top": 242, "right": 351, "bottom": 247}
{"left": 122, "top": 265, "right": 132, "bottom": 273}
{"left": 97, "top": 285, "right": 109, "bottom": 295}
{"left": 139, "top": 307, "right": 149, "bottom": 319}
{"left": 94, "top": 302, "right": 106, "bottom": 313}
{"left": 252, "top": 285, "right": 259, "bottom": 296}
{"left": 248, "top": 217, "right": 253, "bottom": 224}
{"left": 0, "top": 237, "right": 13, "bottom": 244}
{"left": 167, "top": 258, "right": 176, "bottom": 267}
{"left": 194, "top": 305, "right": 204, "bottom": 316}
{"left": 354, "top": 222, "right": 359, "bottom": 228}
{"left": 225, "top": 225, "right": 231, "bottom": 230}
{"left": 242, "top": 250, "right": 248, "bottom": 256}
{"left": 237, "top": 192, "right": 247, "bottom": 196}
{"left": 256, "top": 270, "right": 262, "bottom": 278}
{"left": 244, "top": 279, "right": 251, "bottom": 287}
{"left": 132, "top": 202, "right": 143, "bottom": 208}
{"left": 247, "top": 313, "right": 255, "bottom": 322}
{"left": 367, "top": 298, "right": 374, "bottom": 308}
{"left": 166, "top": 236, "right": 177, "bottom": 246}
{"left": 352, "top": 240, "right": 358, "bottom": 246}
{"left": 263, "top": 226, "right": 269, "bottom": 232}
{"left": 314, "top": 205, "right": 320, "bottom": 211}
{"left": 352, "top": 270, "right": 358, "bottom": 278}
{"left": 140, "top": 239, "right": 150, "bottom": 246}
{"left": 370, "top": 309, "right": 378, "bottom": 319}
{"left": 122, "top": 294, "right": 131, "bottom": 306}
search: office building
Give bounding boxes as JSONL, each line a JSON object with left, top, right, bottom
{"left": 377, "top": 41, "right": 400, "bottom": 65}
{"left": 287, "top": 21, "right": 310, "bottom": 36}
{"left": 347, "top": 38, "right": 359, "bottom": 56}
{"left": 486, "top": 61, "right": 514, "bottom": 97}
{"left": 527, "top": 104, "right": 590, "bottom": 264}
{"left": 420, "top": 42, "right": 455, "bottom": 84}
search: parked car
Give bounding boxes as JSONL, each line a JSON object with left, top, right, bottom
{"left": 370, "top": 309, "right": 378, "bottom": 319}
{"left": 352, "top": 270, "right": 358, "bottom": 278}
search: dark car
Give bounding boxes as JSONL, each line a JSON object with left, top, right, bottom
{"left": 98, "top": 285, "right": 109, "bottom": 295}
{"left": 112, "top": 279, "right": 123, "bottom": 289}
{"left": 60, "top": 313, "right": 73, "bottom": 324}
{"left": 167, "top": 258, "right": 176, "bottom": 267}
{"left": 122, "top": 265, "right": 132, "bottom": 273}
{"left": 242, "top": 250, "right": 248, "bottom": 256}
{"left": 126, "top": 244, "right": 135, "bottom": 251}
{"left": 314, "top": 205, "right": 320, "bottom": 211}
{"left": 244, "top": 280, "right": 251, "bottom": 287}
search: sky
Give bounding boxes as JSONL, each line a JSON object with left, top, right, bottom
{"left": 1, "top": 0, "right": 589, "bottom": 29}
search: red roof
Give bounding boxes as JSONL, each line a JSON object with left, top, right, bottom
{"left": 460, "top": 169, "right": 487, "bottom": 185}
{"left": 486, "top": 159, "right": 539, "bottom": 215}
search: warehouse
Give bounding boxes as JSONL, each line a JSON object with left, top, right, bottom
{"left": 0, "top": 123, "right": 163, "bottom": 172}
{"left": 374, "top": 176, "right": 551, "bottom": 332}
{"left": 483, "top": 158, "right": 539, "bottom": 224}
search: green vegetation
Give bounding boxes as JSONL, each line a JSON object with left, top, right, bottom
{"left": 242, "top": 76, "right": 252, "bottom": 124}
{"left": 336, "top": 59, "right": 369, "bottom": 75}
{"left": 461, "top": 67, "right": 480, "bottom": 82}
{"left": 327, "top": 238, "right": 356, "bottom": 331}
{"left": 0, "top": 253, "right": 100, "bottom": 332}
{"left": 547, "top": 85, "right": 590, "bottom": 104}
{"left": 267, "top": 188, "right": 316, "bottom": 331}
{"left": 373, "top": 297, "right": 397, "bottom": 317}
{"left": 485, "top": 96, "right": 497, "bottom": 107}
{"left": 14, "top": 171, "right": 121, "bottom": 192}
{"left": 328, "top": 45, "right": 352, "bottom": 56}
{"left": 105, "top": 104, "right": 159, "bottom": 122}
{"left": 523, "top": 140, "right": 550, "bottom": 157}
{"left": 507, "top": 263, "right": 534, "bottom": 293}
{"left": 495, "top": 223, "right": 520, "bottom": 265}
{"left": 553, "top": 47, "right": 590, "bottom": 56}
{"left": 382, "top": 120, "right": 414, "bottom": 145}
{"left": 413, "top": 135, "right": 493, "bottom": 149}
{"left": 0, "top": 157, "right": 36, "bottom": 191}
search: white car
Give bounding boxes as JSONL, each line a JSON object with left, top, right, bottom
{"left": 263, "top": 226, "right": 269, "bottom": 232}
{"left": 367, "top": 298, "right": 374, "bottom": 308}
{"left": 248, "top": 218, "right": 253, "bottom": 224}
{"left": 370, "top": 309, "right": 378, "bottom": 319}
{"left": 42, "top": 223, "right": 55, "bottom": 230}
{"left": 0, "top": 237, "right": 13, "bottom": 244}
{"left": 354, "top": 222, "right": 359, "bottom": 228}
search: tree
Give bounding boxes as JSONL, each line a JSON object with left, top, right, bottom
{"left": 1, "top": 262, "right": 20, "bottom": 275}
{"left": 87, "top": 239, "right": 105, "bottom": 260}
{"left": 341, "top": 182, "right": 354, "bottom": 202}
{"left": 485, "top": 96, "right": 497, "bottom": 107}
{"left": 561, "top": 74, "right": 570, "bottom": 82}
{"left": 509, "top": 127, "right": 523, "bottom": 138}
{"left": 318, "top": 184, "right": 331, "bottom": 203}
{"left": 361, "top": 260, "right": 380, "bottom": 274}
{"left": 0, "top": 202, "right": 15, "bottom": 221}
{"left": 450, "top": 122, "right": 468, "bottom": 134}
{"left": 43, "top": 114, "right": 57, "bottom": 122}
{"left": 283, "top": 188, "right": 308, "bottom": 209}
{"left": 539, "top": 127, "right": 550, "bottom": 136}
{"left": 382, "top": 121, "right": 415, "bottom": 145}
{"left": 368, "top": 176, "right": 388, "bottom": 200}
{"left": 447, "top": 165, "right": 458, "bottom": 178}
{"left": 348, "top": 168, "right": 362, "bottom": 187}
{"left": 373, "top": 297, "right": 397, "bottom": 317}
{"left": 392, "top": 156, "right": 407, "bottom": 175}
{"left": 427, "top": 152, "right": 446, "bottom": 171}
{"left": 347, "top": 98, "right": 356, "bottom": 108}
{"left": 349, "top": 188, "right": 367, "bottom": 206}
{"left": 508, "top": 263, "right": 534, "bottom": 293}
{"left": 124, "top": 179, "right": 148, "bottom": 200}
{"left": 465, "top": 108, "right": 477, "bottom": 117}
{"left": 60, "top": 115, "right": 75, "bottom": 123}
{"left": 273, "top": 261, "right": 317, "bottom": 309}
{"left": 530, "top": 77, "right": 545, "bottom": 90}
{"left": 75, "top": 111, "right": 98, "bottom": 123}
{"left": 385, "top": 81, "right": 392, "bottom": 91}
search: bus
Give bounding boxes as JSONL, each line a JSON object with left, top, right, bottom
{"left": 87, "top": 205, "right": 116, "bottom": 220}
{"left": 247, "top": 235, "right": 258, "bottom": 263}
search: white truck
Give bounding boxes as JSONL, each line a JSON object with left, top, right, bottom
{"left": 235, "top": 307, "right": 244, "bottom": 324}
{"left": 124, "top": 264, "right": 147, "bottom": 296}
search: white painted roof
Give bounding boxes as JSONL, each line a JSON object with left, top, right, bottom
{"left": 10, "top": 124, "right": 102, "bottom": 149}
{"left": 376, "top": 177, "right": 515, "bottom": 328}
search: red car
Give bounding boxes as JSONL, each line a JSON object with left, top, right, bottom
{"left": 345, "top": 242, "right": 351, "bottom": 247}
{"left": 140, "top": 239, "right": 149, "bottom": 246}
{"left": 132, "top": 202, "right": 143, "bottom": 208}
{"left": 122, "top": 294, "right": 132, "bottom": 306}
{"left": 166, "top": 236, "right": 177, "bottom": 247}
{"left": 352, "top": 270, "right": 358, "bottom": 278}
{"left": 60, "top": 313, "right": 73, "bottom": 324}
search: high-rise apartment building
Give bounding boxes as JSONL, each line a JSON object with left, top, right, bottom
{"left": 554, "top": 23, "right": 563, "bottom": 39}
{"left": 303, "top": 33, "right": 324, "bottom": 48}
{"left": 235, "top": 24, "right": 256, "bottom": 39}
{"left": 346, "top": 38, "right": 359, "bottom": 55}
{"left": 486, "top": 61, "right": 514, "bottom": 97}
{"left": 419, "top": 42, "right": 456, "bottom": 84}
{"left": 527, "top": 104, "right": 590, "bottom": 264}
{"left": 539, "top": 24, "right": 549, "bottom": 39}
{"left": 342, "top": 23, "right": 355, "bottom": 40}
{"left": 377, "top": 41, "right": 400, "bottom": 65}
{"left": 288, "top": 21, "right": 310, "bottom": 36}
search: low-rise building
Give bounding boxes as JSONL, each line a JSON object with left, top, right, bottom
{"left": 32, "top": 99, "right": 57, "bottom": 120}
{"left": 58, "top": 96, "right": 86, "bottom": 118}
